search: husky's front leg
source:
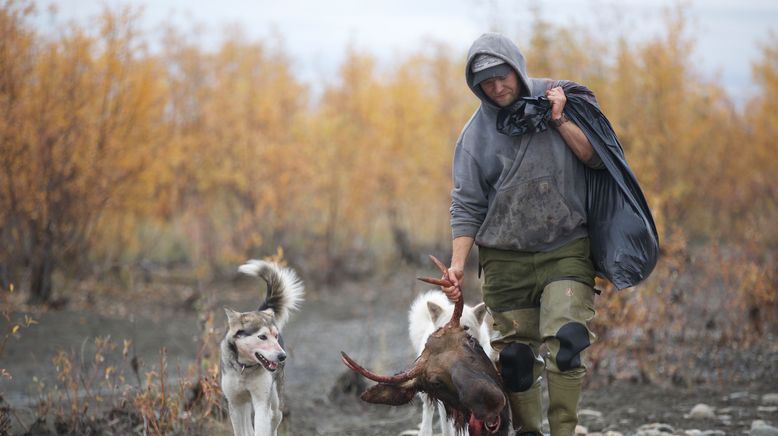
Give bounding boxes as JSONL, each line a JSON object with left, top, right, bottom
{"left": 251, "top": 395, "right": 278, "bottom": 436}
{"left": 269, "top": 383, "right": 282, "bottom": 433}
{"left": 228, "top": 401, "right": 254, "bottom": 436}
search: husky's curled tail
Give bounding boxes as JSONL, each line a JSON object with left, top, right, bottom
{"left": 238, "top": 260, "right": 304, "bottom": 330}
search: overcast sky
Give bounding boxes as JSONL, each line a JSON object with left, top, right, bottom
{"left": 42, "top": 0, "right": 778, "bottom": 99}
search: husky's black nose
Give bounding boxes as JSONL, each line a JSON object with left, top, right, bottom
{"left": 278, "top": 353, "right": 287, "bottom": 362}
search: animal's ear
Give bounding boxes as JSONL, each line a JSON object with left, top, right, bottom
{"left": 427, "top": 301, "right": 444, "bottom": 323}
{"left": 224, "top": 307, "right": 241, "bottom": 325}
{"left": 360, "top": 382, "right": 418, "bottom": 406}
{"left": 473, "top": 302, "right": 488, "bottom": 325}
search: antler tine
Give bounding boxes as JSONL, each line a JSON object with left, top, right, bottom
{"left": 449, "top": 297, "right": 464, "bottom": 328}
{"left": 417, "top": 277, "right": 453, "bottom": 287}
{"left": 423, "top": 255, "right": 464, "bottom": 328}
{"left": 340, "top": 351, "right": 422, "bottom": 384}
{"left": 428, "top": 255, "right": 450, "bottom": 280}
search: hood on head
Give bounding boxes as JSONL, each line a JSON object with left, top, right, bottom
{"left": 466, "top": 32, "right": 531, "bottom": 109}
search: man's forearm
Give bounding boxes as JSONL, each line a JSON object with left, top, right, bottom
{"left": 556, "top": 120, "right": 596, "bottom": 163}
{"left": 451, "top": 236, "right": 475, "bottom": 270}
{"left": 546, "top": 86, "right": 598, "bottom": 166}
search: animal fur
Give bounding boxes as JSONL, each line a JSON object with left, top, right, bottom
{"left": 221, "top": 260, "right": 304, "bottom": 436}
{"left": 408, "top": 290, "right": 494, "bottom": 436}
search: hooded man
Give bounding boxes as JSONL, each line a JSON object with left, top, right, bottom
{"left": 439, "top": 32, "right": 605, "bottom": 436}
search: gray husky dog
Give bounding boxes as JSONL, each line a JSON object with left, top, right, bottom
{"left": 221, "top": 260, "right": 304, "bottom": 436}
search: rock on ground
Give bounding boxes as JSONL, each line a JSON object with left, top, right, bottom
{"left": 751, "top": 420, "right": 778, "bottom": 436}
{"left": 686, "top": 403, "right": 716, "bottom": 419}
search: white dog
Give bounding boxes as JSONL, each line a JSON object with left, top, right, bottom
{"left": 408, "top": 290, "right": 494, "bottom": 436}
{"left": 220, "top": 260, "right": 304, "bottom": 436}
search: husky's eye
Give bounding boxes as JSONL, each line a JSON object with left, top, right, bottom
{"left": 463, "top": 325, "right": 470, "bottom": 331}
{"left": 259, "top": 334, "right": 268, "bottom": 340}
{"left": 234, "top": 330, "right": 247, "bottom": 338}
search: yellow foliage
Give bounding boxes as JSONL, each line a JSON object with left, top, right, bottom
{"left": 0, "top": 2, "right": 774, "bottom": 314}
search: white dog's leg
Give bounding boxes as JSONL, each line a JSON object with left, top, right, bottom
{"left": 269, "top": 384, "right": 282, "bottom": 434}
{"left": 437, "top": 400, "right": 458, "bottom": 436}
{"left": 418, "top": 393, "right": 434, "bottom": 436}
{"left": 252, "top": 396, "right": 275, "bottom": 436}
{"left": 229, "top": 400, "right": 254, "bottom": 436}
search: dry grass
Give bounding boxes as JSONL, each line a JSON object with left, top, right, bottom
{"left": 1, "top": 282, "right": 229, "bottom": 435}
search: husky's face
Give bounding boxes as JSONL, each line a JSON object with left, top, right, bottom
{"left": 225, "top": 308, "right": 286, "bottom": 372}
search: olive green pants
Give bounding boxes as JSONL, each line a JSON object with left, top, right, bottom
{"left": 479, "top": 238, "right": 597, "bottom": 435}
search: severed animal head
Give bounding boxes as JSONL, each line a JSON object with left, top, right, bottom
{"left": 341, "top": 256, "right": 510, "bottom": 435}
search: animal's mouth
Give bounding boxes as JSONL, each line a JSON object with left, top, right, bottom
{"left": 255, "top": 352, "right": 279, "bottom": 372}
{"left": 485, "top": 415, "right": 501, "bottom": 433}
{"left": 468, "top": 414, "right": 502, "bottom": 435}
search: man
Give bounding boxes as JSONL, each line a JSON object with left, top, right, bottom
{"left": 440, "top": 32, "right": 605, "bottom": 436}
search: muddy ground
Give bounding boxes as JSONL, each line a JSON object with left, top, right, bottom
{"left": 2, "top": 264, "right": 777, "bottom": 435}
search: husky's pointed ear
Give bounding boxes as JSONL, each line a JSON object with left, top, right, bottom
{"left": 427, "top": 300, "right": 444, "bottom": 324}
{"left": 224, "top": 307, "right": 241, "bottom": 324}
{"left": 473, "top": 302, "right": 488, "bottom": 325}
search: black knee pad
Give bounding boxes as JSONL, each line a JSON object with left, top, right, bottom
{"left": 555, "top": 322, "right": 590, "bottom": 372}
{"left": 499, "top": 343, "right": 536, "bottom": 392}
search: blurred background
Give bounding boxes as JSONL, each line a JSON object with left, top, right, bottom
{"left": 0, "top": 0, "right": 776, "bottom": 434}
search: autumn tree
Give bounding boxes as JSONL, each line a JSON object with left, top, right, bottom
{"left": 743, "top": 34, "right": 778, "bottom": 245}
{"left": 151, "top": 28, "right": 311, "bottom": 275}
{"left": 0, "top": 4, "right": 165, "bottom": 303}
{"left": 2, "top": 0, "right": 775, "bottom": 317}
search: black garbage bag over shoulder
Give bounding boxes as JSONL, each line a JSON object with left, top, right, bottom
{"left": 560, "top": 83, "right": 659, "bottom": 289}
{"left": 496, "top": 96, "right": 552, "bottom": 136}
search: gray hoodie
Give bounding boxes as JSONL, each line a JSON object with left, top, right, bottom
{"left": 450, "top": 33, "right": 595, "bottom": 252}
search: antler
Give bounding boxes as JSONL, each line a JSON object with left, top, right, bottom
{"left": 340, "top": 351, "right": 423, "bottom": 384}
{"left": 417, "top": 255, "right": 464, "bottom": 328}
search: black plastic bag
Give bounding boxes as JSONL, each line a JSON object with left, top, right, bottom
{"left": 563, "top": 87, "right": 659, "bottom": 289}
{"left": 492, "top": 82, "right": 658, "bottom": 289}
{"left": 496, "top": 96, "right": 552, "bottom": 136}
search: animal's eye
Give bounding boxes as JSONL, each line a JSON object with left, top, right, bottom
{"left": 428, "top": 377, "right": 445, "bottom": 387}
{"left": 234, "top": 330, "right": 247, "bottom": 338}
{"left": 463, "top": 325, "right": 470, "bottom": 331}
{"left": 259, "top": 334, "right": 268, "bottom": 340}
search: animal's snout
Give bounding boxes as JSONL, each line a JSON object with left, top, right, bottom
{"left": 278, "top": 353, "right": 287, "bottom": 362}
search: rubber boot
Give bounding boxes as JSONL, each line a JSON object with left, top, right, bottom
{"left": 508, "top": 380, "right": 543, "bottom": 435}
{"left": 546, "top": 369, "right": 584, "bottom": 436}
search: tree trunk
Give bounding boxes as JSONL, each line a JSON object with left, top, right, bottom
{"left": 0, "top": 263, "right": 9, "bottom": 291}
{"left": 28, "top": 240, "right": 54, "bottom": 305}
{"left": 389, "top": 209, "right": 418, "bottom": 265}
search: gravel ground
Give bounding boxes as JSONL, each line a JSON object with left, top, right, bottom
{"left": 1, "top": 265, "right": 776, "bottom": 435}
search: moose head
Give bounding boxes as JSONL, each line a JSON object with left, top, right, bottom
{"left": 340, "top": 256, "right": 510, "bottom": 435}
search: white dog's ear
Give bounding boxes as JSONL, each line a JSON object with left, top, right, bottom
{"left": 224, "top": 307, "right": 241, "bottom": 325}
{"left": 472, "top": 302, "right": 488, "bottom": 325}
{"left": 427, "top": 301, "right": 444, "bottom": 323}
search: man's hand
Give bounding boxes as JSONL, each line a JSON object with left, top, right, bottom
{"left": 442, "top": 267, "right": 464, "bottom": 303}
{"left": 442, "top": 236, "right": 474, "bottom": 303}
{"left": 544, "top": 86, "right": 599, "bottom": 164}
{"left": 545, "top": 86, "right": 566, "bottom": 120}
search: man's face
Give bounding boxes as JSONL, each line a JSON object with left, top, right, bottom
{"left": 479, "top": 70, "right": 521, "bottom": 107}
